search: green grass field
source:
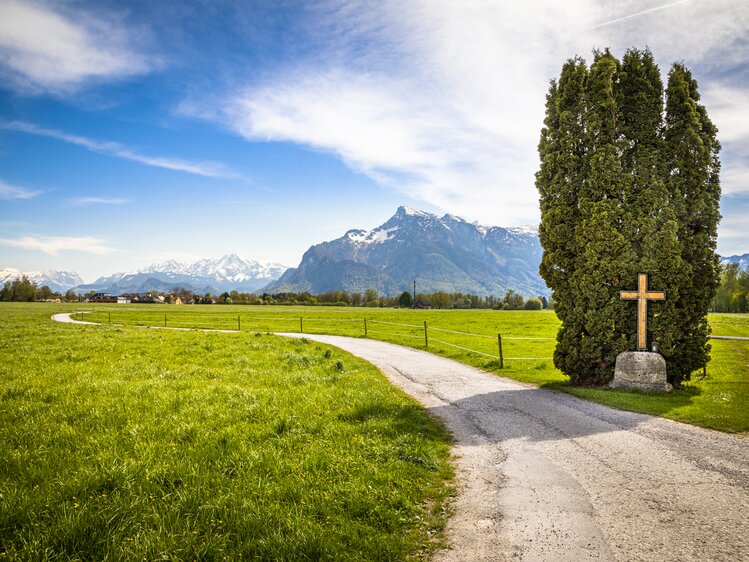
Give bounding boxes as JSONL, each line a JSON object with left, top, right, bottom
{"left": 75, "top": 304, "right": 749, "bottom": 433}
{"left": 1, "top": 303, "right": 454, "bottom": 560}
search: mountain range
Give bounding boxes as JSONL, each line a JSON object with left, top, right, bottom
{"left": 266, "top": 206, "right": 548, "bottom": 297}
{"left": 0, "top": 268, "right": 84, "bottom": 294}
{"left": 5, "top": 207, "right": 746, "bottom": 298}
{"left": 71, "top": 254, "right": 288, "bottom": 295}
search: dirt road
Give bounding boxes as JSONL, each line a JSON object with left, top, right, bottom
{"left": 281, "top": 333, "right": 749, "bottom": 562}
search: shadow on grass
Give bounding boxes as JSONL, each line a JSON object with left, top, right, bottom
{"left": 540, "top": 380, "right": 701, "bottom": 418}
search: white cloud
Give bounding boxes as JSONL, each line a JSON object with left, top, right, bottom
{"left": 193, "top": 0, "right": 749, "bottom": 226}
{"left": 69, "top": 196, "right": 130, "bottom": 206}
{"left": 0, "top": 235, "right": 113, "bottom": 255}
{"left": 0, "top": 180, "right": 41, "bottom": 200}
{"left": 704, "top": 85, "right": 749, "bottom": 146}
{"left": 3, "top": 121, "right": 238, "bottom": 179}
{"left": 0, "top": 0, "right": 155, "bottom": 93}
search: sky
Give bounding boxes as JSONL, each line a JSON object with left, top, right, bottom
{"left": 1, "top": 0, "right": 748, "bottom": 282}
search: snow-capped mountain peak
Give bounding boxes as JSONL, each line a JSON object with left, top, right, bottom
{"left": 0, "top": 268, "right": 84, "bottom": 292}
{"left": 69, "top": 254, "right": 290, "bottom": 295}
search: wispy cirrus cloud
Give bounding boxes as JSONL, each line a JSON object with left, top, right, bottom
{"left": 190, "top": 0, "right": 749, "bottom": 228}
{"left": 0, "top": 0, "right": 156, "bottom": 94}
{"left": 68, "top": 196, "right": 130, "bottom": 207}
{"left": 0, "top": 179, "right": 41, "bottom": 200}
{"left": 0, "top": 235, "right": 113, "bottom": 255}
{"left": 3, "top": 121, "right": 238, "bottom": 179}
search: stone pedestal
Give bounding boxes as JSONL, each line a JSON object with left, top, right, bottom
{"left": 610, "top": 352, "right": 672, "bottom": 393}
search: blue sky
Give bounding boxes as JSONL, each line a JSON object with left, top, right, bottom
{"left": 1, "top": 0, "right": 748, "bottom": 282}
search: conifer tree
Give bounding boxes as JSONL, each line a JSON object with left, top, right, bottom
{"left": 537, "top": 50, "right": 721, "bottom": 385}
{"left": 664, "top": 64, "right": 722, "bottom": 381}
{"left": 537, "top": 57, "right": 588, "bottom": 379}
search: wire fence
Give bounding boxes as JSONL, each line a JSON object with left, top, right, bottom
{"left": 87, "top": 310, "right": 555, "bottom": 367}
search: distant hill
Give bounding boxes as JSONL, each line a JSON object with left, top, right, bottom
{"left": 72, "top": 254, "right": 288, "bottom": 295}
{"left": 265, "top": 206, "right": 548, "bottom": 297}
{"left": 721, "top": 253, "right": 749, "bottom": 271}
{"left": 0, "top": 268, "right": 83, "bottom": 293}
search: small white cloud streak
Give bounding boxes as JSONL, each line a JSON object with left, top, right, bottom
{"left": 0, "top": 235, "right": 113, "bottom": 255}
{"left": 69, "top": 196, "right": 130, "bottom": 206}
{"left": 3, "top": 121, "right": 238, "bottom": 179}
{"left": 0, "top": 180, "right": 41, "bottom": 200}
{"left": 0, "top": 0, "right": 155, "bottom": 93}
{"left": 588, "top": 0, "right": 691, "bottom": 29}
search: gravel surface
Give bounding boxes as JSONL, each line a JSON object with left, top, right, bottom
{"left": 280, "top": 333, "right": 749, "bottom": 562}
{"left": 51, "top": 315, "right": 749, "bottom": 560}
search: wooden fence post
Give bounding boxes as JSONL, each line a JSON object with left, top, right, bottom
{"left": 300, "top": 317, "right": 303, "bottom": 333}
{"left": 498, "top": 334, "right": 504, "bottom": 369}
{"left": 164, "top": 314, "right": 167, "bottom": 327}
{"left": 364, "top": 318, "right": 368, "bottom": 336}
{"left": 108, "top": 312, "right": 111, "bottom": 324}
{"left": 238, "top": 315, "right": 241, "bottom": 331}
{"left": 424, "top": 321, "right": 428, "bottom": 349}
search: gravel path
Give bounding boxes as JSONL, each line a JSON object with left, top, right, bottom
{"left": 52, "top": 315, "right": 749, "bottom": 560}
{"left": 280, "top": 333, "right": 749, "bottom": 562}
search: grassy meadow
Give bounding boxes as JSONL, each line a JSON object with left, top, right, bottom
{"left": 76, "top": 304, "right": 749, "bottom": 433}
{"left": 0, "top": 303, "right": 454, "bottom": 560}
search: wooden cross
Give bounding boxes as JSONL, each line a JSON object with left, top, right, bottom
{"left": 620, "top": 273, "right": 666, "bottom": 351}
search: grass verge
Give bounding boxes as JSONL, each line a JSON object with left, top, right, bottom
{"left": 1, "top": 303, "right": 454, "bottom": 560}
{"left": 74, "top": 304, "right": 749, "bottom": 433}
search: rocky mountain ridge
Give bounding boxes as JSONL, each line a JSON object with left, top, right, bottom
{"left": 266, "top": 206, "right": 548, "bottom": 297}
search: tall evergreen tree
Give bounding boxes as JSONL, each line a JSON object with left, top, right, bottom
{"left": 537, "top": 50, "right": 721, "bottom": 386}
{"left": 664, "top": 64, "right": 722, "bottom": 381}
{"left": 537, "top": 56, "right": 588, "bottom": 379}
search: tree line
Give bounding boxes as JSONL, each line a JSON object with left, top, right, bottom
{"left": 0, "top": 276, "right": 551, "bottom": 310}
{"left": 0, "top": 277, "right": 75, "bottom": 302}
{"left": 711, "top": 264, "right": 749, "bottom": 313}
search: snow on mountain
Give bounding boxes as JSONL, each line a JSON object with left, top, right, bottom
{"left": 0, "top": 268, "right": 84, "bottom": 292}
{"left": 721, "top": 253, "right": 749, "bottom": 271}
{"left": 266, "top": 206, "right": 548, "bottom": 297}
{"left": 72, "top": 254, "right": 289, "bottom": 294}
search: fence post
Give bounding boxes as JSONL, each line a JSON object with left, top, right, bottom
{"left": 364, "top": 318, "right": 368, "bottom": 336}
{"left": 424, "top": 321, "right": 428, "bottom": 349}
{"left": 238, "top": 315, "right": 241, "bottom": 331}
{"left": 164, "top": 314, "right": 167, "bottom": 328}
{"left": 108, "top": 312, "right": 111, "bottom": 324}
{"left": 300, "top": 317, "right": 303, "bottom": 333}
{"left": 498, "top": 334, "right": 504, "bottom": 369}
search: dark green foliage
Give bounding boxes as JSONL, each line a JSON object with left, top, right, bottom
{"left": 0, "top": 277, "right": 42, "bottom": 302}
{"left": 498, "top": 289, "right": 525, "bottom": 310}
{"left": 537, "top": 49, "right": 721, "bottom": 385}
{"left": 713, "top": 264, "right": 749, "bottom": 312}
{"left": 399, "top": 290, "right": 414, "bottom": 308}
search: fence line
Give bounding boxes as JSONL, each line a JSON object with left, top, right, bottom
{"left": 366, "top": 328, "right": 426, "bottom": 340}
{"left": 428, "top": 325, "right": 496, "bottom": 338}
{"left": 429, "top": 337, "right": 499, "bottom": 359}
{"left": 90, "top": 311, "right": 553, "bottom": 362}
{"left": 368, "top": 319, "right": 423, "bottom": 329}
{"left": 501, "top": 336, "right": 555, "bottom": 340}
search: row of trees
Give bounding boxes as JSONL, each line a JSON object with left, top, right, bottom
{"left": 0, "top": 277, "right": 75, "bottom": 302}
{"left": 0, "top": 277, "right": 553, "bottom": 311}
{"left": 210, "top": 289, "right": 551, "bottom": 310}
{"left": 712, "top": 264, "right": 749, "bottom": 313}
{"left": 538, "top": 49, "right": 721, "bottom": 386}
